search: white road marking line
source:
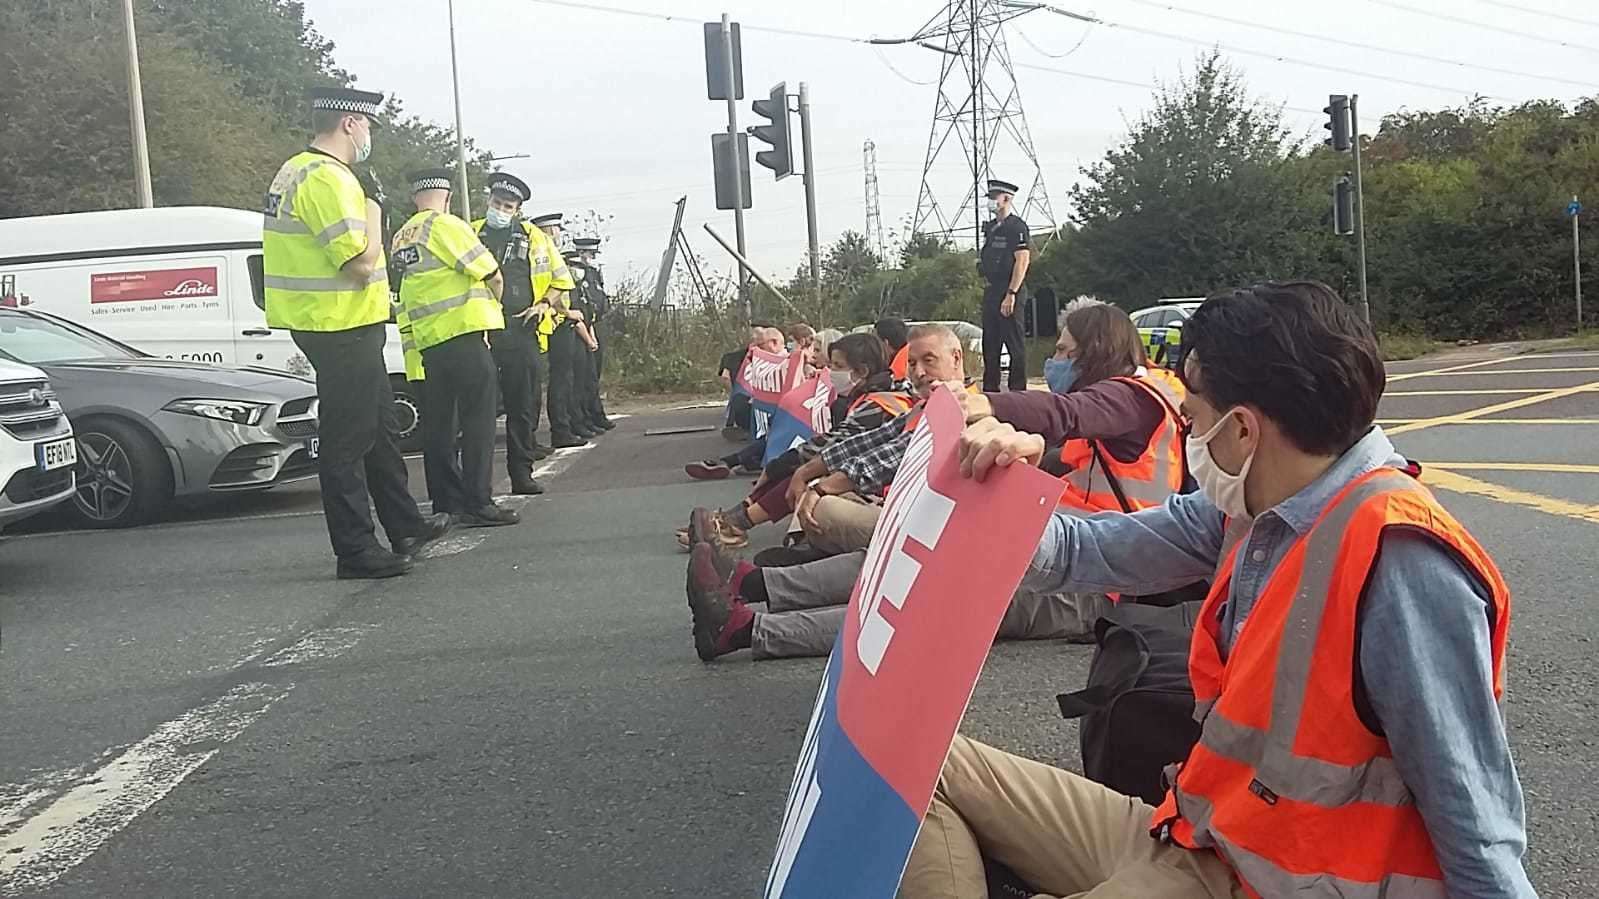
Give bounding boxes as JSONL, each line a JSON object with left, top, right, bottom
{"left": 417, "top": 534, "right": 485, "bottom": 559}
{"left": 0, "top": 682, "right": 293, "bottom": 895}
{"left": 258, "top": 625, "right": 371, "bottom": 668}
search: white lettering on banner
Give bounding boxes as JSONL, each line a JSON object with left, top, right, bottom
{"left": 766, "top": 664, "right": 830, "bottom": 898}
{"left": 801, "top": 379, "right": 832, "bottom": 433}
{"left": 744, "top": 356, "right": 788, "bottom": 394}
{"left": 855, "top": 418, "right": 955, "bottom": 675}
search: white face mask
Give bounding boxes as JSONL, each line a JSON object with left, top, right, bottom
{"left": 829, "top": 369, "right": 855, "bottom": 393}
{"left": 485, "top": 207, "right": 513, "bottom": 229}
{"left": 350, "top": 124, "right": 372, "bottom": 164}
{"left": 986, "top": 198, "right": 1000, "bottom": 217}
{"left": 1185, "top": 409, "right": 1255, "bottom": 520}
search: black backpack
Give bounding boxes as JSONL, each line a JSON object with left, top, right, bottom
{"left": 1056, "top": 600, "right": 1205, "bottom": 805}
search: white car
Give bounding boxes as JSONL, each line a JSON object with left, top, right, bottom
{"left": 1130, "top": 299, "right": 1205, "bottom": 369}
{"left": 0, "top": 357, "right": 76, "bottom": 529}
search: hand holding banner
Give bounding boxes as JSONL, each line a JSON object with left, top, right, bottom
{"left": 765, "top": 387, "right": 1062, "bottom": 898}
{"left": 737, "top": 347, "right": 807, "bottom": 411}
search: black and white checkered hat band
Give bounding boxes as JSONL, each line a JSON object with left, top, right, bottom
{"left": 412, "top": 177, "right": 453, "bottom": 192}
{"left": 313, "top": 97, "right": 380, "bottom": 116}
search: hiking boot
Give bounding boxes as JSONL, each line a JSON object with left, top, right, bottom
{"left": 337, "top": 547, "right": 413, "bottom": 580}
{"left": 685, "top": 460, "right": 731, "bottom": 481}
{"left": 393, "top": 512, "right": 454, "bottom": 558}
{"left": 461, "top": 504, "right": 521, "bottom": 528}
{"left": 687, "top": 543, "right": 754, "bottom": 662}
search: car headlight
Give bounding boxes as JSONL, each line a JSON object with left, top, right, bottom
{"left": 163, "top": 398, "right": 269, "bottom": 426}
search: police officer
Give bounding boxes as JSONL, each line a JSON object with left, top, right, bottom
{"left": 471, "top": 174, "right": 557, "bottom": 494}
{"left": 569, "top": 237, "right": 615, "bottom": 433}
{"left": 261, "top": 87, "right": 450, "bottom": 580}
{"left": 532, "top": 212, "right": 593, "bottom": 447}
{"left": 977, "top": 178, "right": 1031, "bottom": 392}
{"left": 391, "top": 168, "right": 519, "bottom": 528}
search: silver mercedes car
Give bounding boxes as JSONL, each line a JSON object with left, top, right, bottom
{"left": 0, "top": 308, "right": 320, "bottom": 528}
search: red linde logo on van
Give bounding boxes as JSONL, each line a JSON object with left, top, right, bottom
{"left": 90, "top": 267, "right": 218, "bottom": 304}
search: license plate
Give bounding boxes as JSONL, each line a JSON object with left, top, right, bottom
{"left": 36, "top": 437, "right": 77, "bottom": 472}
{"left": 304, "top": 437, "right": 320, "bottom": 460}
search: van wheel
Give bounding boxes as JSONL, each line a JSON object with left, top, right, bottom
{"left": 390, "top": 379, "right": 424, "bottom": 454}
{"left": 69, "top": 417, "right": 173, "bottom": 529}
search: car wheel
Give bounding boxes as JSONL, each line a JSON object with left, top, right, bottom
{"left": 390, "top": 378, "right": 423, "bottom": 454}
{"left": 69, "top": 417, "right": 173, "bottom": 529}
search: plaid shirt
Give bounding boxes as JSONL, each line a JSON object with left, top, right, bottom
{"left": 819, "top": 406, "right": 919, "bottom": 495}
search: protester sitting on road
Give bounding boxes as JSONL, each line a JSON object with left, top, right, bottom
{"left": 778, "top": 323, "right": 969, "bottom": 556}
{"left": 676, "top": 333, "right": 914, "bottom": 550}
{"left": 900, "top": 281, "right": 1532, "bottom": 898}
{"left": 877, "top": 316, "right": 911, "bottom": 380}
{"left": 682, "top": 306, "right": 1194, "bottom": 659}
{"left": 717, "top": 323, "right": 778, "bottom": 441}
{"left": 692, "top": 327, "right": 786, "bottom": 478}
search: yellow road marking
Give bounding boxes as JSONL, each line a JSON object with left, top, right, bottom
{"left": 1384, "top": 381, "right": 1599, "bottom": 435}
{"left": 1379, "top": 418, "right": 1599, "bottom": 425}
{"left": 1424, "top": 462, "right": 1599, "bottom": 474}
{"left": 1385, "top": 388, "right": 1544, "bottom": 396}
{"left": 1423, "top": 468, "right": 1599, "bottom": 525}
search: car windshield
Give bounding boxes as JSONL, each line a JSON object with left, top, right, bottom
{"left": 0, "top": 312, "right": 142, "bottom": 364}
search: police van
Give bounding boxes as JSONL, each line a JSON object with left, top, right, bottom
{"left": 0, "top": 207, "right": 422, "bottom": 447}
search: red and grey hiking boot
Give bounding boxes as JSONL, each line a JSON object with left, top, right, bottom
{"left": 687, "top": 543, "right": 754, "bottom": 661}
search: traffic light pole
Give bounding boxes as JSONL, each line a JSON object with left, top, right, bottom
{"left": 120, "top": 0, "right": 154, "bottom": 208}
{"left": 798, "top": 83, "right": 822, "bottom": 313}
{"left": 720, "top": 13, "right": 751, "bottom": 319}
{"left": 1575, "top": 197, "right": 1584, "bottom": 332}
{"left": 1351, "top": 94, "right": 1370, "bottom": 325}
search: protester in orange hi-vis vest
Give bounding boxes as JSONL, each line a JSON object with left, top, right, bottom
{"left": 902, "top": 281, "right": 1532, "bottom": 898}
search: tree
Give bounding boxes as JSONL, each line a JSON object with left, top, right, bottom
{"left": 899, "top": 232, "right": 953, "bottom": 267}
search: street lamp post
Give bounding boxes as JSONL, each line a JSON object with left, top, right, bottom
{"left": 121, "top": 0, "right": 154, "bottom": 207}
{"left": 447, "top": 0, "right": 473, "bottom": 220}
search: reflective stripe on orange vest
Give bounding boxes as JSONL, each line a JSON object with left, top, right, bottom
{"left": 847, "top": 390, "right": 915, "bottom": 420}
{"left": 1150, "top": 468, "right": 1512, "bottom": 898}
{"left": 1058, "top": 373, "right": 1186, "bottom": 512}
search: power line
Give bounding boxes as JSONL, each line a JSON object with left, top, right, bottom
{"left": 1120, "top": 0, "right": 1599, "bottom": 90}
{"left": 1362, "top": 0, "right": 1599, "bottom": 53}
{"left": 1470, "top": 0, "right": 1599, "bottom": 28}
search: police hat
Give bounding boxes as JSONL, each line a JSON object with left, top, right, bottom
{"left": 488, "top": 173, "right": 531, "bottom": 204}
{"left": 408, "top": 167, "right": 455, "bottom": 194}
{"left": 986, "top": 178, "right": 1020, "bottom": 197}
{"left": 529, "top": 212, "right": 563, "bottom": 228}
{"left": 310, "top": 86, "right": 384, "bottom": 120}
{"left": 572, "top": 237, "right": 601, "bottom": 253}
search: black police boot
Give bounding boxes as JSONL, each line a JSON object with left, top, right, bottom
{"left": 392, "top": 512, "right": 455, "bottom": 558}
{"left": 591, "top": 416, "right": 616, "bottom": 432}
{"left": 337, "top": 547, "right": 413, "bottom": 580}
{"left": 531, "top": 442, "right": 553, "bottom": 461}
{"left": 551, "top": 432, "right": 585, "bottom": 449}
{"left": 461, "top": 504, "right": 522, "bottom": 528}
{"left": 511, "top": 476, "right": 544, "bottom": 496}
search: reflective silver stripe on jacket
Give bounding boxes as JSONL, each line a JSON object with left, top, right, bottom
{"left": 315, "top": 217, "right": 367, "bottom": 246}
{"left": 454, "top": 243, "right": 490, "bottom": 274}
{"left": 263, "top": 267, "right": 387, "bottom": 292}
{"left": 407, "top": 285, "right": 495, "bottom": 323}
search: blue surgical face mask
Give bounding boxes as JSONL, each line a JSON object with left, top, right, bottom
{"left": 485, "top": 207, "right": 513, "bottom": 229}
{"left": 1044, "top": 357, "right": 1077, "bottom": 394}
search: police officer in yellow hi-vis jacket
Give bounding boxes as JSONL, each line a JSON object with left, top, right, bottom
{"left": 262, "top": 87, "right": 451, "bottom": 580}
{"left": 391, "top": 168, "right": 520, "bottom": 528}
{"left": 470, "top": 174, "right": 571, "bottom": 493}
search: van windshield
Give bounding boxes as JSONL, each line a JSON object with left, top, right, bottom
{"left": 0, "top": 311, "right": 142, "bottom": 365}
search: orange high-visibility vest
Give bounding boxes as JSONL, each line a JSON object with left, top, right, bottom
{"left": 890, "top": 344, "right": 910, "bottom": 380}
{"left": 1058, "top": 373, "right": 1186, "bottom": 513}
{"left": 847, "top": 390, "right": 915, "bottom": 420}
{"left": 1150, "top": 468, "right": 1512, "bottom": 898}
{"left": 901, "top": 383, "right": 979, "bottom": 434}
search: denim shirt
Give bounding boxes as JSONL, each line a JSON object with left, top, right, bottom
{"left": 1024, "top": 427, "right": 1536, "bottom": 898}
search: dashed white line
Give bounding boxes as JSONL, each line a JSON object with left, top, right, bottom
{"left": 0, "top": 682, "right": 293, "bottom": 895}
{"left": 258, "top": 625, "right": 371, "bottom": 668}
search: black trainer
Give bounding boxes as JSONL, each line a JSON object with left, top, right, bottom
{"left": 337, "top": 547, "right": 412, "bottom": 580}
{"left": 461, "top": 504, "right": 521, "bottom": 527}
{"left": 393, "top": 512, "right": 455, "bottom": 558}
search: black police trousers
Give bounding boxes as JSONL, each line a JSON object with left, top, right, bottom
{"left": 546, "top": 324, "right": 580, "bottom": 440}
{"left": 981, "top": 282, "right": 1028, "bottom": 392}
{"left": 291, "top": 323, "right": 427, "bottom": 559}
{"left": 420, "top": 331, "right": 499, "bottom": 515}
{"left": 491, "top": 323, "right": 542, "bottom": 479}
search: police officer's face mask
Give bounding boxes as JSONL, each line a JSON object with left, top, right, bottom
{"left": 350, "top": 117, "right": 373, "bottom": 163}
{"left": 486, "top": 207, "right": 514, "bottom": 229}
{"left": 986, "top": 196, "right": 1001, "bottom": 217}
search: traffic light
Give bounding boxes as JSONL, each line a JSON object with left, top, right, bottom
{"left": 1333, "top": 174, "right": 1355, "bottom": 235}
{"left": 749, "top": 82, "right": 793, "bottom": 180}
{"left": 1324, "top": 94, "right": 1351, "bottom": 152}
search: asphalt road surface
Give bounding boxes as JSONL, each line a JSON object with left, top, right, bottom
{"left": 2, "top": 349, "right": 1597, "bottom": 897}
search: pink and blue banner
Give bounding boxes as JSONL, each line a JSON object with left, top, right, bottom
{"left": 764, "top": 387, "right": 1061, "bottom": 898}
{"left": 762, "top": 372, "right": 834, "bottom": 465}
{"left": 736, "top": 347, "right": 807, "bottom": 411}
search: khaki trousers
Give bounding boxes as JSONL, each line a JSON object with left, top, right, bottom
{"left": 899, "top": 736, "right": 1244, "bottom": 899}
{"left": 805, "top": 493, "right": 882, "bottom": 554}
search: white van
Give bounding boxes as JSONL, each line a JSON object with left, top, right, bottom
{"left": 0, "top": 207, "right": 422, "bottom": 447}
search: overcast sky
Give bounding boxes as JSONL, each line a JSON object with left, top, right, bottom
{"left": 304, "top": 0, "right": 1599, "bottom": 287}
